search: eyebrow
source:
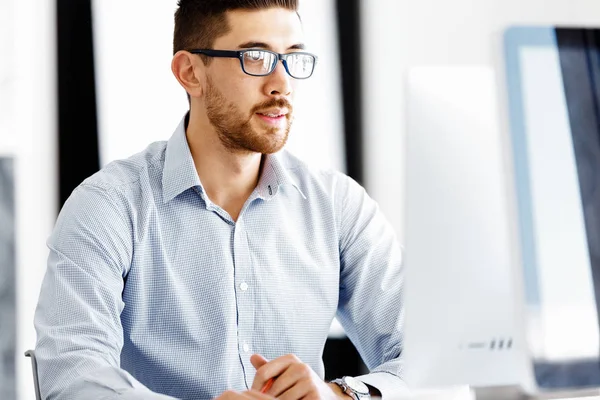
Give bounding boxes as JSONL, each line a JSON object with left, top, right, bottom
{"left": 237, "top": 41, "right": 306, "bottom": 51}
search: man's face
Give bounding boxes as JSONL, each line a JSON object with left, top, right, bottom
{"left": 202, "top": 8, "right": 304, "bottom": 154}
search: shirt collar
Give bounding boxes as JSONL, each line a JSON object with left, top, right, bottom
{"left": 258, "top": 152, "right": 307, "bottom": 201}
{"left": 162, "top": 114, "right": 307, "bottom": 203}
{"left": 162, "top": 115, "right": 202, "bottom": 203}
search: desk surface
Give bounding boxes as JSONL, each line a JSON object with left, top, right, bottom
{"left": 385, "top": 386, "right": 600, "bottom": 400}
{"left": 474, "top": 386, "right": 600, "bottom": 400}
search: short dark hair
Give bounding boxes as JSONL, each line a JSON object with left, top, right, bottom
{"left": 173, "top": 0, "right": 299, "bottom": 57}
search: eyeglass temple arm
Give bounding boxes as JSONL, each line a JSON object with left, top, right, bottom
{"left": 188, "top": 49, "right": 240, "bottom": 58}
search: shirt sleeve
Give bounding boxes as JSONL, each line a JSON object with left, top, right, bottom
{"left": 34, "top": 183, "right": 179, "bottom": 400}
{"left": 335, "top": 174, "right": 406, "bottom": 399}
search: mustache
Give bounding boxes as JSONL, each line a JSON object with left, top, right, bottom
{"left": 252, "top": 98, "right": 293, "bottom": 114}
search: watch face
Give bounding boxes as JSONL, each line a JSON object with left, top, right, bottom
{"left": 343, "top": 376, "right": 369, "bottom": 395}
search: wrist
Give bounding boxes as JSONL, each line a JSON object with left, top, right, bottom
{"left": 327, "top": 382, "right": 353, "bottom": 399}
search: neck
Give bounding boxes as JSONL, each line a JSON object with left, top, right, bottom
{"left": 186, "top": 108, "right": 262, "bottom": 220}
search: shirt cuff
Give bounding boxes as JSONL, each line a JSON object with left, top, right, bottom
{"left": 355, "top": 372, "right": 409, "bottom": 399}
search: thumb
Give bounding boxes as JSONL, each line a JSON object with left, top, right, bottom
{"left": 250, "top": 354, "right": 269, "bottom": 370}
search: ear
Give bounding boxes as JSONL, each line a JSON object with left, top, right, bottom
{"left": 171, "top": 50, "right": 204, "bottom": 98}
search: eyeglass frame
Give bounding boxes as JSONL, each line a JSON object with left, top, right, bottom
{"left": 188, "top": 48, "right": 318, "bottom": 79}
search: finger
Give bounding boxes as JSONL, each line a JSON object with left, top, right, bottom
{"left": 250, "top": 354, "right": 273, "bottom": 392}
{"left": 277, "top": 377, "right": 313, "bottom": 400}
{"left": 250, "top": 354, "right": 269, "bottom": 370}
{"left": 251, "top": 354, "right": 301, "bottom": 391}
{"left": 217, "top": 390, "right": 241, "bottom": 399}
{"left": 218, "top": 390, "right": 272, "bottom": 400}
{"left": 268, "top": 363, "right": 312, "bottom": 397}
{"left": 243, "top": 390, "right": 276, "bottom": 400}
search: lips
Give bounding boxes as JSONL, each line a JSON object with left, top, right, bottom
{"left": 256, "top": 111, "right": 288, "bottom": 125}
{"left": 256, "top": 109, "right": 289, "bottom": 118}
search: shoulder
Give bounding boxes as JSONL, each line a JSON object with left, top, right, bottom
{"left": 57, "top": 140, "right": 168, "bottom": 230}
{"left": 81, "top": 140, "right": 167, "bottom": 192}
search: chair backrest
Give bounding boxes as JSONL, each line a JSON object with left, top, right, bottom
{"left": 24, "top": 350, "right": 42, "bottom": 400}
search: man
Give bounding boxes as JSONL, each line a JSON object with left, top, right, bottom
{"left": 34, "top": 1, "right": 404, "bottom": 399}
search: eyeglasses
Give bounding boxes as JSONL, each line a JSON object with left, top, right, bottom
{"left": 188, "top": 48, "right": 318, "bottom": 79}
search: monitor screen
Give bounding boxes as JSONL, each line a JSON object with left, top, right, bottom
{"left": 505, "top": 26, "right": 600, "bottom": 390}
{"left": 0, "top": 158, "right": 15, "bottom": 400}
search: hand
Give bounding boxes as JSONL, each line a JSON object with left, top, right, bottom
{"left": 250, "top": 354, "right": 349, "bottom": 400}
{"left": 214, "top": 389, "right": 276, "bottom": 400}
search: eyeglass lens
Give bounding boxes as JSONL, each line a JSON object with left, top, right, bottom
{"left": 242, "top": 50, "right": 315, "bottom": 78}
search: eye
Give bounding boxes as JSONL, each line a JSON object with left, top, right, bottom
{"left": 246, "top": 51, "right": 264, "bottom": 61}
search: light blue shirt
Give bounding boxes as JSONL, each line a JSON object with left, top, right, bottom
{"left": 34, "top": 115, "right": 405, "bottom": 400}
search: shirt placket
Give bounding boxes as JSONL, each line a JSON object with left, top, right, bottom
{"left": 232, "top": 216, "right": 257, "bottom": 388}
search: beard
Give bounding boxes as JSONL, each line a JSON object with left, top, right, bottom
{"left": 204, "top": 77, "right": 294, "bottom": 154}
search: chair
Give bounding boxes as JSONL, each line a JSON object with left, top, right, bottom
{"left": 25, "top": 350, "right": 42, "bottom": 400}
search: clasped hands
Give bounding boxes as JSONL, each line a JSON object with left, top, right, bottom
{"left": 214, "top": 353, "right": 352, "bottom": 400}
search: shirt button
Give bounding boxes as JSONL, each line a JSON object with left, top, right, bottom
{"left": 243, "top": 342, "right": 250, "bottom": 353}
{"left": 240, "top": 282, "right": 249, "bottom": 291}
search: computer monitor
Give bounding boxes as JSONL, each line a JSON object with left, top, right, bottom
{"left": 504, "top": 26, "right": 600, "bottom": 392}
{"left": 403, "top": 65, "right": 529, "bottom": 391}
{"left": 403, "top": 27, "right": 600, "bottom": 396}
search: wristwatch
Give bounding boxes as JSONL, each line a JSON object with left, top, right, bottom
{"left": 331, "top": 376, "right": 371, "bottom": 400}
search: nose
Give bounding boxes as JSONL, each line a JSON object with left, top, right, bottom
{"left": 264, "top": 60, "right": 293, "bottom": 97}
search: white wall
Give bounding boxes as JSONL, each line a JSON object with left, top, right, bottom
{"left": 361, "top": 0, "right": 600, "bottom": 240}
{"left": 0, "top": 0, "right": 16, "bottom": 154}
{"left": 2, "top": 0, "right": 58, "bottom": 399}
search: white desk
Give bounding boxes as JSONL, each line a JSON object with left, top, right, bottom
{"left": 474, "top": 386, "right": 600, "bottom": 400}
{"left": 387, "top": 386, "right": 600, "bottom": 400}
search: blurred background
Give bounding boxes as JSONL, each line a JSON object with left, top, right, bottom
{"left": 2, "top": 0, "right": 600, "bottom": 399}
